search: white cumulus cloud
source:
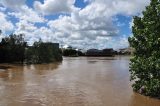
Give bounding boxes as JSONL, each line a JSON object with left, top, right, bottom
{"left": 34, "top": 0, "right": 78, "bottom": 15}
{"left": 0, "top": 0, "right": 26, "bottom": 10}
{"left": 0, "top": 0, "right": 151, "bottom": 49}
{"left": 0, "top": 12, "right": 14, "bottom": 33}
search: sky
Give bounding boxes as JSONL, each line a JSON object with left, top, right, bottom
{"left": 0, "top": 0, "right": 150, "bottom": 50}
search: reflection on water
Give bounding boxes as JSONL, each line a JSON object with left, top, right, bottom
{"left": 0, "top": 56, "right": 159, "bottom": 106}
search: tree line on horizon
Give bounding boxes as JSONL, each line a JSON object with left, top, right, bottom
{"left": 0, "top": 32, "right": 62, "bottom": 64}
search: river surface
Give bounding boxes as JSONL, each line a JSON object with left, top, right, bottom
{"left": 0, "top": 56, "right": 159, "bottom": 106}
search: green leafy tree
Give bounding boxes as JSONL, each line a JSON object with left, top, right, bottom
{"left": 0, "top": 34, "right": 26, "bottom": 63}
{"left": 128, "top": 0, "right": 160, "bottom": 98}
{"left": 25, "top": 40, "right": 62, "bottom": 64}
{"left": 0, "top": 32, "right": 62, "bottom": 64}
{"left": 63, "top": 49, "right": 78, "bottom": 56}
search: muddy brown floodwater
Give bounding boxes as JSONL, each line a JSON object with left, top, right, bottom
{"left": 0, "top": 56, "right": 159, "bottom": 106}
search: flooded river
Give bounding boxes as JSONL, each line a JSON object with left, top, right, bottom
{"left": 0, "top": 56, "right": 159, "bottom": 106}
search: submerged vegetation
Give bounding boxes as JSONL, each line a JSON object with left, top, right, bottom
{"left": 129, "top": 0, "right": 160, "bottom": 98}
{"left": 0, "top": 32, "right": 62, "bottom": 64}
{"left": 0, "top": 34, "right": 26, "bottom": 63}
{"left": 25, "top": 41, "right": 62, "bottom": 64}
{"left": 62, "top": 48, "right": 85, "bottom": 57}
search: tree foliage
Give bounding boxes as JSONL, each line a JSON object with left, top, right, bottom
{"left": 0, "top": 33, "right": 62, "bottom": 64}
{"left": 63, "top": 49, "right": 78, "bottom": 56}
{"left": 128, "top": 0, "right": 160, "bottom": 98}
{"left": 25, "top": 41, "right": 62, "bottom": 64}
{"left": 62, "top": 49, "right": 85, "bottom": 57}
{"left": 0, "top": 34, "right": 26, "bottom": 63}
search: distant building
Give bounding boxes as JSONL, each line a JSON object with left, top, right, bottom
{"left": 26, "top": 43, "right": 60, "bottom": 50}
{"left": 86, "top": 48, "right": 115, "bottom": 56}
{"left": 102, "top": 48, "right": 115, "bottom": 56}
{"left": 67, "top": 46, "right": 73, "bottom": 49}
{"left": 86, "top": 49, "right": 101, "bottom": 56}
{"left": 119, "top": 47, "right": 133, "bottom": 55}
{"left": 52, "top": 43, "right": 59, "bottom": 49}
{"left": 41, "top": 43, "right": 59, "bottom": 49}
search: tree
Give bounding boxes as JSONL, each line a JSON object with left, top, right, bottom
{"left": 0, "top": 34, "right": 27, "bottom": 63}
{"left": 128, "top": 0, "right": 160, "bottom": 98}
{"left": 63, "top": 49, "right": 78, "bottom": 56}
{"left": 0, "top": 32, "right": 62, "bottom": 64}
{"left": 25, "top": 41, "right": 62, "bottom": 64}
